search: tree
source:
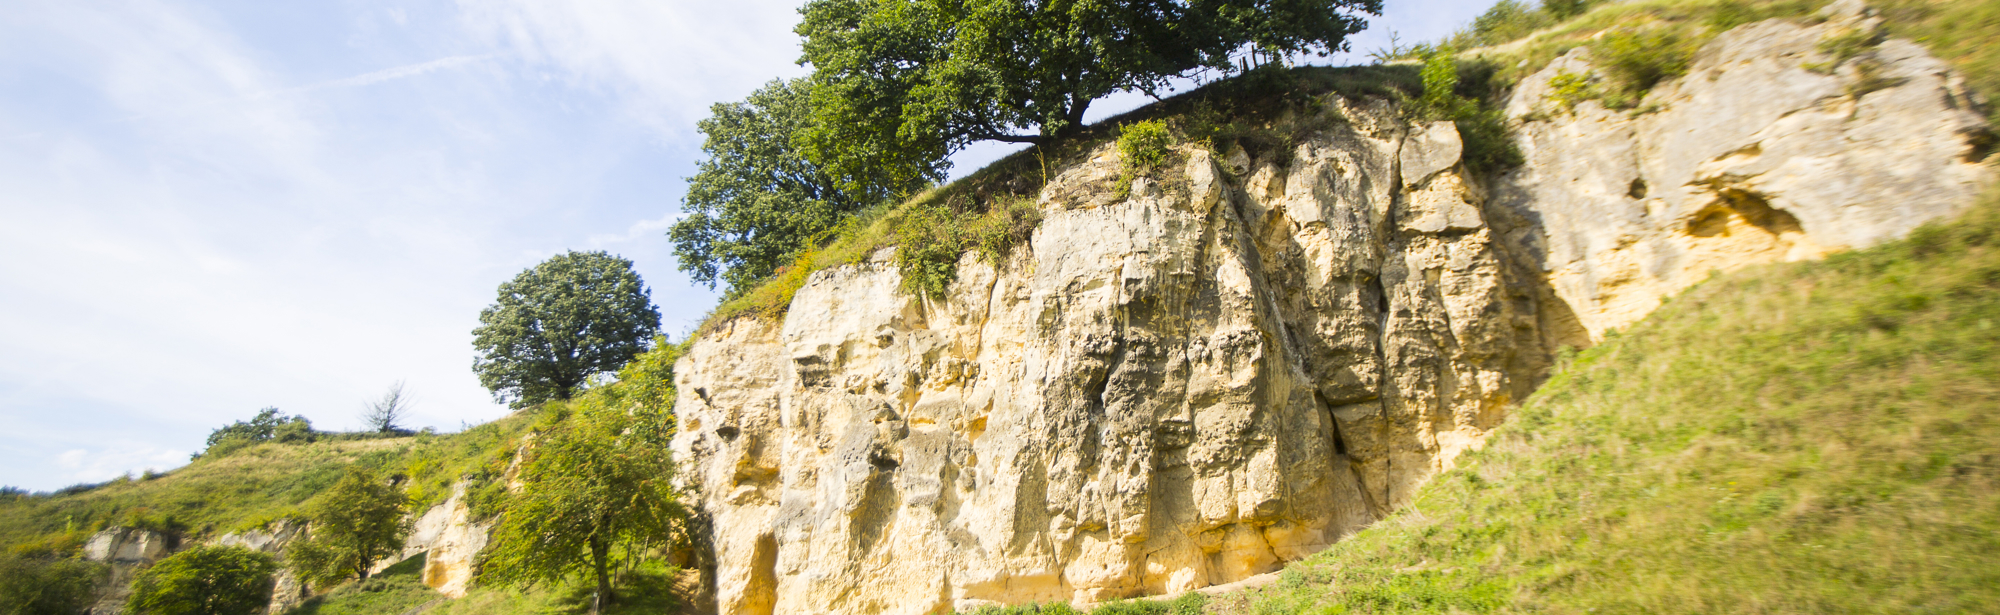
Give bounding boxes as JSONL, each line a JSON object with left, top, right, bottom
{"left": 285, "top": 466, "right": 412, "bottom": 587}
{"left": 360, "top": 381, "right": 412, "bottom": 434}
{"left": 479, "top": 374, "right": 682, "bottom": 614}
{"left": 123, "top": 546, "right": 276, "bottom": 615}
{"left": 796, "top": 0, "right": 1382, "bottom": 180}
{"left": 472, "top": 251, "right": 662, "bottom": 408}
{"left": 0, "top": 554, "right": 103, "bottom": 615}
{"left": 197, "top": 408, "right": 313, "bottom": 459}
{"left": 671, "top": 78, "right": 924, "bottom": 296}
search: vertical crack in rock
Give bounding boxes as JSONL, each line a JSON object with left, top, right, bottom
{"left": 670, "top": 12, "right": 1992, "bottom": 610}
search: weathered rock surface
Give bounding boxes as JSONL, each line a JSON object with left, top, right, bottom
{"left": 82, "top": 527, "right": 175, "bottom": 615}
{"left": 387, "top": 482, "right": 494, "bottom": 598}
{"left": 671, "top": 8, "right": 1991, "bottom": 615}
{"left": 1495, "top": 0, "right": 1993, "bottom": 337}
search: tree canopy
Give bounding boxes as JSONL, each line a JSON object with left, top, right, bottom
{"left": 472, "top": 251, "right": 662, "bottom": 408}
{"left": 285, "top": 466, "right": 412, "bottom": 587}
{"left": 197, "top": 408, "right": 312, "bottom": 459}
{"left": 479, "top": 355, "right": 683, "bottom": 613}
{"left": 670, "top": 79, "right": 921, "bottom": 296}
{"left": 796, "top": 0, "right": 1382, "bottom": 178}
{"left": 124, "top": 545, "right": 277, "bottom": 615}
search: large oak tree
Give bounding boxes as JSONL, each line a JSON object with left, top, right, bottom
{"left": 796, "top": 0, "right": 1383, "bottom": 179}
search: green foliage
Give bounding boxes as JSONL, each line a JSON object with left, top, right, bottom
{"left": 1543, "top": 0, "right": 1594, "bottom": 20}
{"left": 796, "top": 0, "right": 1383, "bottom": 184}
{"left": 1544, "top": 70, "right": 1601, "bottom": 112}
{"left": 126, "top": 545, "right": 276, "bottom": 615}
{"left": 1414, "top": 49, "right": 1465, "bottom": 120}
{"left": 671, "top": 78, "right": 920, "bottom": 297}
{"left": 286, "top": 466, "right": 412, "bottom": 588}
{"left": 896, "top": 198, "right": 1045, "bottom": 300}
{"left": 1448, "top": 0, "right": 1556, "bottom": 49}
{"left": 1591, "top": 27, "right": 1696, "bottom": 106}
{"left": 478, "top": 349, "right": 684, "bottom": 609}
{"left": 1212, "top": 187, "right": 2000, "bottom": 613}
{"left": 1117, "top": 120, "right": 1176, "bottom": 174}
{"left": 1408, "top": 52, "right": 1523, "bottom": 176}
{"left": 472, "top": 250, "right": 662, "bottom": 409}
{"left": 0, "top": 554, "right": 103, "bottom": 615}
{"left": 200, "top": 408, "right": 314, "bottom": 459}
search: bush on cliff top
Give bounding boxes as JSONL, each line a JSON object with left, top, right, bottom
{"left": 1208, "top": 187, "right": 2000, "bottom": 613}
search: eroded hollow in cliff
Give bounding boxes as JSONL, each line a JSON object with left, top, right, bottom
{"left": 1687, "top": 188, "right": 1803, "bottom": 238}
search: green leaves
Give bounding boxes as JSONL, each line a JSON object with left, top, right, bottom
{"left": 286, "top": 467, "right": 413, "bottom": 589}
{"left": 0, "top": 554, "right": 102, "bottom": 615}
{"left": 796, "top": 0, "right": 1382, "bottom": 179}
{"left": 672, "top": 79, "right": 920, "bottom": 297}
{"left": 125, "top": 546, "right": 276, "bottom": 615}
{"left": 476, "top": 368, "right": 684, "bottom": 605}
{"left": 472, "top": 251, "right": 661, "bottom": 409}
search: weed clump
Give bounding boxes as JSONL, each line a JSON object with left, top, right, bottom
{"left": 895, "top": 199, "right": 1043, "bottom": 300}
{"left": 1593, "top": 27, "right": 1697, "bottom": 107}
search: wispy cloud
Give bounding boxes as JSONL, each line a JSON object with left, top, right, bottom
{"left": 283, "top": 54, "right": 498, "bottom": 94}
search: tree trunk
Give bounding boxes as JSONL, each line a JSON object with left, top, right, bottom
{"left": 590, "top": 535, "right": 612, "bottom": 614}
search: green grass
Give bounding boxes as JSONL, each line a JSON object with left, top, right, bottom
{"left": 423, "top": 562, "right": 692, "bottom": 615}
{"left": 1205, "top": 188, "right": 2000, "bottom": 614}
{"left": 287, "top": 554, "right": 441, "bottom": 615}
{"left": 286, "top": 556, "right": 693, "bottom": 615}
{"left": 0, "top": 412, "right": 535, "bottom": 555}
{"left": 964, "top": 593, "right": 1207, "bottom": 615}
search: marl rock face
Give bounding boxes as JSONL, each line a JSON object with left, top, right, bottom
{"left": 670, "top": 8, "right": 1992, "bottom": 615}
{"left": 1493, "top": 1, "right": 1993, "bottom": 337}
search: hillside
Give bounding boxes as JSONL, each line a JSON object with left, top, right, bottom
{"left": 0, "top": 416, "right": 530, "bottom": 565}
{"left": 1204, "top": 185, "right": 2000, "bottom": 614}
{"left": 3, "top": 0, "right": 1995, "bottom": 613}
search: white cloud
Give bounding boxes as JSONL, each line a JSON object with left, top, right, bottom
{"left": 286, "top": 54, "right": 497, "bottom": 93}
{"left": 454, "top": 0, "right": 810, "bottom": 137}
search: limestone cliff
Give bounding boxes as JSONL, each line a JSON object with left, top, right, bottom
{"left": 669, "top": 5, "right": 1991, "bottom": 614}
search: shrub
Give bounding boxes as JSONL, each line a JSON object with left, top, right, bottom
{"left": 894, "top": 202, "right": 969, "bottom": 300}
{"left": 0, "top": 554, "right": 103, "bottom": 615}
{"left": 1543, "top": 0, "right": 1593, "bottom": 20}
{"left": 1117, "top": 120, "right": 1174, "bottom": 174}
{"left": 1546, "top": 70, "right": 1602, "bottom": 112}
{"left": 126, "top": 545, "right": 277, "bottom": 615}
{"left": 1459, "top": 0, "right": 1555, "bottom": 48}
{"left": 199, "top": 408, "right": 314, "bottom": 459}
{"left": 1592, "top": 27, "right": 1696, "bottom": 106}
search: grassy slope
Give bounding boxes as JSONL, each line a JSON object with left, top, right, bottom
{"left": 1203, "top": 189, "right": 2000, "bottom": 614}
{"left": 0, "top": 412, "right": 532, "bottom": 554}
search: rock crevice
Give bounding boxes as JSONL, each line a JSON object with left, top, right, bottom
{"left": 671, "top": 8, "right": 1990, "bottom": 614}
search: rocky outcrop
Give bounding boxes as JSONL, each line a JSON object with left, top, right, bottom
{"left": 1494, "top": 0, "right": 1992, "bottom": 337}
{"left": 79, "top": 483, "right": 492, "bottom": 614}
{"left": 386, "top": 482, "right": 494, "bottom": 598}
{"left": 82, "top": 527, "right": 176, "bottom": 615}
{"left": 670, "top": 5, "right": 1991, "bottom": 614}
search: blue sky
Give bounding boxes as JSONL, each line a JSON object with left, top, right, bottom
{"left": 0, "top": 0, "right": 1500, "bottom": 491}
